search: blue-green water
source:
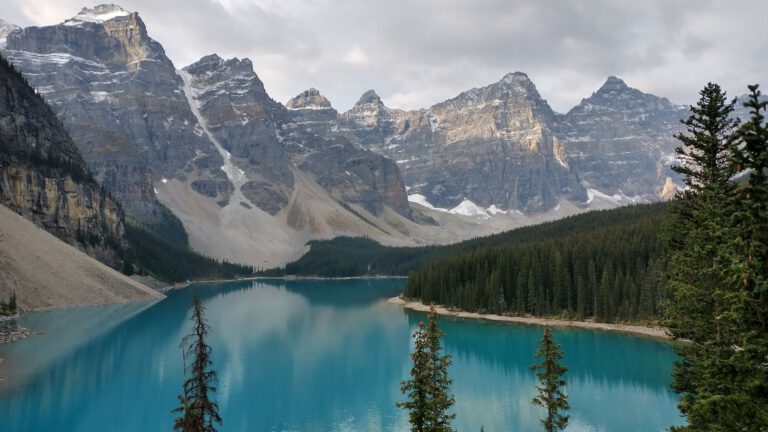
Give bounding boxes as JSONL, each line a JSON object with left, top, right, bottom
{"left": 0, "top": 279, "right": 683, "bottom": 431}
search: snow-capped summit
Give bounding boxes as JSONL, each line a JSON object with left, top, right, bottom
{"left": 501, "top": 71, "right": 532, "bottom": 85}
{"left": 63, "top": 4, "right": 132, "bottom": 26}
{"left": 0, "top": 19, "right": 20, "bottom": 49}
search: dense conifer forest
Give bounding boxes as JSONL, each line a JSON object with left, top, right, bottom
{"left": 262, "top": 204, "right": 669, "bottom": 322}
{"left": 403, "top": 204, "right": 667, "bottom": 322}
{"left": 123, "top": 219, "right": 254, "bottom": 283}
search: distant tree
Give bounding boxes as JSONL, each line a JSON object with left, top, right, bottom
{"left": 398, "top": 307, "right": 455, "bottom": 432}
{"left": 173, "top": 295, "right": 222, "bottom": 432}
{"left": 530, "top": 327, "right": 569, "bottom": 432}
{"left": 8, "top": 290, "right": 16, "bottom": 314}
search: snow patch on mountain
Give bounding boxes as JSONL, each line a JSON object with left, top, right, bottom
{"left": 450, "top": 199, "right": 491, "bottom": 219}
{"left": 584, "top": 188, "right": 647, "bottom": 206}
{"left": 63, "top": 5, "right": 131, "bottom": 27}
{"left": 179, "top": 69, "right": 248, "bottom": 193}
{"left": 408, "top": 194, "right": 447, "bottom": 211}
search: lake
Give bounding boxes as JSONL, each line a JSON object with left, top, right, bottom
{"left": 0, "top": 278, "right": 683, "bottom": 431}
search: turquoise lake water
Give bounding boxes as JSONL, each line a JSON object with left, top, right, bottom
{"left": 0, "top": 279, "right": 683, "bottom": 431}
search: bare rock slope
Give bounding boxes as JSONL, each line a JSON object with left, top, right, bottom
{"left": 0, "top": 204, "right": 163, "bottom": 309}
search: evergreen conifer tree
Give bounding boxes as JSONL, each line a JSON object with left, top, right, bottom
{"left": 398, "top": 307, "right": 455, "bottom": 432}
{"left": 530, "top": 327, "right": 569, "bottom": 432}
{"left": 8, "top": 290, "right": 16, "bottom": 314}
{"left": 173, "top": 295, "right": 222, "bottom": 432}
{"left": 663, "top": 82, "right": 768, "bottom": 430}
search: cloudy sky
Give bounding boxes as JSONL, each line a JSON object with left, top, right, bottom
{"left": 3, "top": 0, "right": 766, "bottom": 112}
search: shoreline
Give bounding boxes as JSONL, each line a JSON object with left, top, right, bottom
{"left": 388, "top": 296, "right": 672, "bottom": 340}
{"left": 170, "top": 274, "right": 408, "bottom": 290}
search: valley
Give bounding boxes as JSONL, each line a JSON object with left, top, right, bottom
{"left": 0, "top": 5, "right": 688, "bottom": 268}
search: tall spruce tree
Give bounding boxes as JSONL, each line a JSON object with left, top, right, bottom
{"left": 530, "top": 327, "right": 569, "bottom": 432}
{"left": 717, "top": 84, "right": 768, "bottom": 428}
{"left": 173, "top": 295, "right": 222, "bottom": 432}
{"left": 398, "top": 307, "right": 455, "bottom": 432}
{"left": 8, "top": 290, "right": 16, "bottom": 315}
{"left": 662, "top": 82, "right": 768, "bottom": 431}
{"left": 663, "top": 83, "right": 740, "bottom": 431}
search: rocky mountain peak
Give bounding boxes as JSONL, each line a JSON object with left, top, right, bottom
{"left": 356, "top": 89, "right": 383, "bottom": 106}
{"left": 63, "top": 4, "right": 133, "bottom": 27}
{"left": 286, "top": 88, "right": 333, "bottom": 110}
{"left": 439, "top": 70, "right": 546, "bottom": 112}
{"left": 5, "top": 4, "right": 163, "bottom": 68}
{"left": 595, "top": 75, "right": 631, "bottom": 94}
{"left": 0, "top": 19, "right": 20, "bottom": 47}
{"left": 501, "top": 71, "right": 532, "bottom": 85}
{"left": 572, "top": 75, "right": 677, "bottom": 114}
{"left": 184, "top": 54, "right": 259, "bottom": 81}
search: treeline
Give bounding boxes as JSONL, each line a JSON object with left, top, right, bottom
{"left": 0, "top": 53, "right": 94, "bottom": 184}
{"left": 0, "top": 291, "right": 17, "bottom": 316}
{"left": 258, "top": 237, "right": 437, "bottom": 277}
{"left": 260, "top": 204, "right": 669, "bottom": 279}
{"left": 403, "top": 203, "right": 668, "bottom": 323}
{"left": 122, "top": 220, "right": 254, "bottom": 283}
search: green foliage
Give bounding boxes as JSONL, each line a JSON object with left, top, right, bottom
{"left": 664, "top": 83, "right": 768, "bottom": 430}
{"left": 403, "top": 204, "right": 668, "bottom": 323}
{"left": 123, "top": 221, "right": 253, "bottom": 283}
{"left": 673, "top": 82, "right": 739, "bottom": 191}
{"left": 0, "top": 53, "right": 95, "bottom": 184}
{"left": 173, "top": 295, "right": 222, "bottom": 432}
{"left": 263, "top": 203, "right": 669, "bottom": 282}
{"left": 136, "top": 203, "right": 190, "bottom": 249}
{"left": 397, "top": 307, "right": 455, "bottom": 432}
{"left": 0, "top": 290, "right": 17, "bottom": 316}
{"left": 530, "top": 327, "right": 569, "bottom": 432}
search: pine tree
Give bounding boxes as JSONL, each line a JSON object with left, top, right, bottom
{"left": 663, "top": 83, "right": 768, "bottom": 430}
{"left": 398, "top": 307, "right": 455, "bottom": 432}
{"left": 530, "top": 327, "right": 569, "bottom": 432}
{"left": 8, "top": 290, "right": 16, "bottom": 314}
{"left": 673, "top": 82, "right": 739, "bottom": 191}
{"left": 711, "top": 84, "right": 768, "bottom": 429}
{"left": 664, "top": 83, "right": 738, "bottom": 430}
{"left": 173, "top": 295, "right": 222, "bottom": 432}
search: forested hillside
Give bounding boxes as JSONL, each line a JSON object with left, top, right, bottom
{"left": 0, "top": 53, "right": 253, "bottom": 286}
{"left": 264, "top": 204, "right": 668, "bottom": 323}
{"left": 403, "top": 204, "right": 667, "bottom": 323}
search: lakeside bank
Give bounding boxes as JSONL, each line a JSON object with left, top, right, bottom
{"left": 388, "top": 296, "right": 671, "bottom": 340}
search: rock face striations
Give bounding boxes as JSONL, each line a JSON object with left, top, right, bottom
{"left": 2, "top": 5, "right": 218, "bottom": 224}
{"left": 1, "top": 6, "right": 413, "bottom": 268}
{"left": 556, "top": 76, "right": 687, "bottom": 199}
{"left": 179, "top": 55, "right": 411, "bottom": 218}
{"left": 343, "top": 73, "right": 586, "bottom": 212}
{"left": 1, "top": 4, "right": 695, "bottom": 266}
{"left": 0, "top": 53, "right": 125, "bottom": 265}
{"left": 343, "top": 74, "right": 691, "bottom": 212}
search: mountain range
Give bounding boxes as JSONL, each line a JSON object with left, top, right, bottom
{"left": 0, "top": 4, "right": 693, "bottom": 267}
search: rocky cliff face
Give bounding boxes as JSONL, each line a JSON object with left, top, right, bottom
{"left": 343, "top": 73, "right": 586, "bottom": 212}
{"left": 0, "top": 3, "right": 701, "bottom": 266}
{"left": 181, "top": 55, "right": 411, "bottom": 218}
{"left": 555, "top": 76, "right": 687, "bottom": 198}
{"left": 0, "top": 54, "right": 124, "bottom": 264}
{"left": 344, "top": 74, "right": 693, "bottom": 211}
{"left": 282, "top": 88, "right": 410, "bottom": 217}
{"left": 2, "top": 5, "right": 219, "bottom": 223}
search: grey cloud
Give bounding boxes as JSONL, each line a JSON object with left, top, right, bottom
{"left": 3, "top": 0, "right": 767, "bottom": 112}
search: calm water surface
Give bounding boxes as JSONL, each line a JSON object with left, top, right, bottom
{"left": 0, "top": 279, "right": 683, "bottom": 431}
